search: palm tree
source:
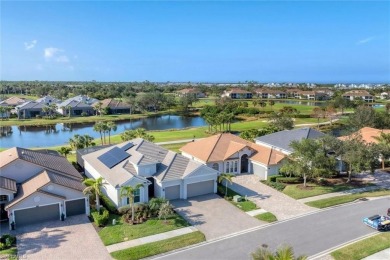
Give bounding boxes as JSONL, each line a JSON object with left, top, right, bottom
{"left": 106, "top": 121, "right": 117, "bottom": 144}
{"left": 373, "top": 132, "right": 390, "bottom": 169}
{"left": 83, "top": 177, "right": 105, "bottom": 211}
{"left": 83, "top": 134, "right": 95, "bottom": 148}
{"left": 0, "top": 106, "right": 6, "bottom": 120}
{"left": 120, "top": 184, "right": 144, "bottom": 222}
{"left": 93, "top": 121, "right": 105, "bottom": 145}
{"left": 121, "top": 128, "right": 155, "bottom": 142}
{"left": 42, "top": 105, "right": 51, "bottom": 118}
{"left": 252, "top": 244, "right": 307, "bottom": 260}
{"left": 65, "top": 105, "right": 72, "bottom": 117}
{"left": 93, "top": 101, "right": 103, "bottom": 116}
{"left": 58, "top": 146, "right": 72, "bottom": 158}
{"left": 268, "top": 100, "right": 275, "bottom": 111}
{"left": 218, "top": 173, "right": 235, "bottom": 196}
{"left": 69, "top": 134, "right": 85, "bottom": 150}
{"left": 49, "top": 103, "right": 58, "bottom": 118}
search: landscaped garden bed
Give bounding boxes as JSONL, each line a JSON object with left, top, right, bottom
{"left": 110, "top": 231, "right": 205, "bottom": 260}
{"left": 254, "top": 212, "right": 277, "bottom": 223}
{"left": 217, "top": 184, "right": 258, "bottom": 212}
{"left": 0, "top": 234, "right": 17, "bottom": 259}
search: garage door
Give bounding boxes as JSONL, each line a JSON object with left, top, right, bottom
{"left": 15, "top": 204, "right": 60, "bottom": 227}
{"left": 187, "top": 180, "right": 214, "bottom": 198}
{"left": 165, "top": 185, "right": 180, "bottom": 200}
{"left": 253, "top": 164, "right": 267, "bottom": 180}
{"left": 66, "top": 199, "right": 86, "bottom": 217}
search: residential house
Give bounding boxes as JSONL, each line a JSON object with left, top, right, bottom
{"left": 254, "top": 127, "right": 325, "bottom": 155}
{"left": 254, "top": 89, "right": 287, "bottom": 99}
{"left": 338, "top": 127, "right": 390, "bottom": 144}
{"left": 222, "top": 88, "right": 253, "bottom": 99}
{"left": 57, "top": 95, "right": 98, "bottom": 116}
{"left": 379, "top": 92, "right": 389, "bottom": 100}
{"left": 79, "top": 139, "right": 219, "bottom": 206}
{"left": 100, "top": 98, "right": 131, "bottom": 114}
{"left": 15, "top": 96, "right": 60, "bottom": 119}
{"left": 0, "top": 96, "right": 28, "bottom": 108}
{"left": 285, "top": 88, "right": 301, "bottom": 98}
{"left": 176, "top": 88, "right": 206, "bottom": 98}
{"left": 342, "top": 90, "right": 374, "bottom": 102}
{"left": 296, "top": 91, "right": 328, "bottom": 100}
{"left": 0, "top": 148, "right": 88, "bottom": 229}
{"left": 180, "top": 133, "right": 285, "bottom": 180}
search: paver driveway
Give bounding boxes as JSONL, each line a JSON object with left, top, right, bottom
{"left": 16, "top": 215, "right": 111, "bottom": 260}
{"left": 171, "top": 194, "right": 263, "bottom": 240}
{"left": 231, "top": 174, "right": 315, "bottom": 220}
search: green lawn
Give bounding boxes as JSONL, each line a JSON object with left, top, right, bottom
{"left": 306, "top": 189, "right": 390, "bottom": 208}
{"left": 99, "top": 213, "right": 189, "bottom": 246}
{"left": 160, "top": 142, "right": 188, "bottom": 153}
{"left": 283, "top": 182, "right": 376, "bottom": 200}
{"left": 255, "top": 212, "right": 278, "bottom": 223}
{"left": 111, "top": 231, "right": 205, "bottom": 260}
{"left": 0, "top": 247, "right": 17, "bottom": 259}
{"left": 217, "top": 184, "right": 258, "bottom": 212}
{"left": 331, "top": 232, "right": 390, "bottom": 260}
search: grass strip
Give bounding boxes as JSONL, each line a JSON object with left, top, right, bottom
{"left": 255, "top": 212, "right": 278, "bottom": 222}
{"left": 331, "top": 232, "right": 390, "bottom": 260}
{"left": 110, "top": 231, "right": 205, "bottom": 260}
{"left": 305, "top": 190, "right": 390, "bottom": 208}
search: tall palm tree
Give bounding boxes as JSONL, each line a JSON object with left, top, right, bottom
{"left": 93, "top": 101, "right": 103, "bottom": 116}
{"left": 42, "top": 106, "right": 51, "bottom": 118}
{"left": 65, "top": 105, "right": 72, "bottom": 117}
{"left": 120, "top": 184, "right": 144, "bottom": 222}
{"left": 69, "top": 134, "right": 85, "bottom": 150}
{"left": 93, "top": 121, "right": 105, "bottom": 145}
{"left": 252, "top": 244, "right": 307, "bottom": 260}
{"left": 106, "top": 121, "right": 117, "bottom": 144}
{"left": 218, "top": 173, "right": 235, "bottom": 196}
{"left": 83, "top": 134, "right": 95, "bottom": 148}
{"left": 83, "top": 177, "right": 105, "bottom": 211}
{"left": 373, "top": 132, "right": 390, "bottom": 169}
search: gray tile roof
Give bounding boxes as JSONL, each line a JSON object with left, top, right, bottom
{"left": 0, "top": 176, "right": 17, "bottom": 192}
{"left": 255, "top": 127, "right": 325, "bottom": 153}
{"left": 46, "top": 171, "right": 85, "bottom": 191}
{"left": 0, "top": 147, "right": 83, "bottom": 180}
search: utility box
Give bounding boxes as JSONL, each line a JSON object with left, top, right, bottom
{"left": 233, "top": 195, "right": 242, "bottom": 202}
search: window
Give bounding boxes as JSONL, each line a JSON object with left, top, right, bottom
{"left": 226, "top": 162, "right": 230, "bottom": 173}
{"left": 234, "top": 161, "right": 238, "bottom": 172}
{"left": 0, "top": 195, "right": 8, "bottom": 202}
{"left": 126, "top": 189, "right": 141, "bottom": 204}
{"left": 230, "top": 161, "right": 234, "bottom": 172}
{"left": 212, "top": 163, "right": 219, "bottom": 171}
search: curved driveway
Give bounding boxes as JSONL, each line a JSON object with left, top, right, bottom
{"left": 153, "top": 197, "right": 390, "bottom": 260}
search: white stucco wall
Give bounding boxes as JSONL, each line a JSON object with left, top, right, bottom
{"left": 1, "top": 159, "right": 43, "bottom": 183}
{"left": 136, "top": 164, "right": 157, "bottom": 177}
{"left": 40, "top": 183, "right": 86, "bottom": 200}
{"left": 0, "top": 189, "right": 14, "bottom": 202}
{"left": 7, "top": 192, "right": 62, "bottom": 212}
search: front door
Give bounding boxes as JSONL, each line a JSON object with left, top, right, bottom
{"left": 241, "top": 154, "right": 249, "bottom": 173}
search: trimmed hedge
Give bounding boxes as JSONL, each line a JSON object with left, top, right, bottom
{"left": 268, "top": 175, "right": 284, "bottom": 182}
{"left": 261, "top": 180, "right": 286, "bottom": 191}
{"left": 276, "top": 177, "right": 301, "bottom": 184}
{"left": 101, "top": 194, "right": 117, "bottom": 213}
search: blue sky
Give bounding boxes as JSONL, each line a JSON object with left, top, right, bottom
{"left": 1, "top": 1, "right": 389, "bottom": 83}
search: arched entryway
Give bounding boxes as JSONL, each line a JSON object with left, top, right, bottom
{"left": 240, "top": 154, "right": 249, "bottom": 173}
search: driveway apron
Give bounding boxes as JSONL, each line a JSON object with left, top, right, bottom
{"left": 230, "top": 174, "right": 315, "bottom": 220}
{"left": 171, "top": 194, "right": 263, "bottom": 240}
{"left": 16, "top": 215, "right": 111, "bottom": 260}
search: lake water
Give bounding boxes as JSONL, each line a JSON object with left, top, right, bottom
{"left": 0, "top": 115, "right": 207, "bottom": 148}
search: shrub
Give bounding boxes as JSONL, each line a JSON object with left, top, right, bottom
{"left": 0, "top": 234, "right": 16, "bottom": 248}
{"left": 81, "top": 112, "right": 88, "bottom": 117}
{"left": 118, "top": 205, "right": 131, "bottom": 215}
{"left": 261, "top": 180, "right": 286, "bottom": 191}
{"left": 268, "top": 175, "right": 284, "bottom": 182}
{"left": 100, "top": 194, "right": 117, "bottom": 213}
{"left": 91, "top": 207, "right": 109, "bottom": 227}
{"left": 149, "top": 197, "right": 167, "bottom": 216}
{"left": 0, "top": 242, "right": 5, "bottom": 251}
{"left": 276, "top": 177, "right": 301, "bottom": 184}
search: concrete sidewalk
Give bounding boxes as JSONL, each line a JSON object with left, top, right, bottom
{"left": 106, "top": 226, "right": 198, "bottom": 253}
{"left": 298, "top": 186, "right": 381, "bottom": 203}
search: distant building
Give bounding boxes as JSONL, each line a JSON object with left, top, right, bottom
{"left": 222, "top": 88, "right": 253, "bottom": 99}
{"left": 99, "top": 99, "right": 131, "bottom": 114}
{"left": 176, "top": 88, "right": 206, "bottom": 98}
{"left": 16, "top": 96, "right": 60, "bottom": 119}
{"left": 342, "top": 90, "right": 374, "bottom": 102}
{"left": 296, "top": 91, "right": 329, "bottom": 100}
{"left": 254, "top": 89, "right": 287, "bottom": 99}
{"left": 57, "top": 95, "right": 98, "bottom": 116}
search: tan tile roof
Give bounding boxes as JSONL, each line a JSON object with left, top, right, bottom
{"left": 0, "top": 176, "right": 17, "bottom": 192}
{"left": 342, "top": 90, "right": 372, "bottom": 97}
{"left": 0, "top": 147, "right": 82, "bottom": 180}
{"left": 226, "top": 88, "right": 251, "bottom": 94}
{"left": 100, "top": 98, "right": 130, "bottom": 109}
{"left": 177, "top": 88, "right": 201, "bottom": 94}
{"left": 180, "top": 133, "right": 285, "bottom": 165}
{"left": 338, "top": 127, "right": 390, "bottom": 144}
{"left": 0, "top": 96, "right": 26, "bottom": 106}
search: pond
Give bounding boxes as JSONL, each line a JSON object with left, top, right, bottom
{"left": 0, "top": 115, "right": 207, "bottom": 148}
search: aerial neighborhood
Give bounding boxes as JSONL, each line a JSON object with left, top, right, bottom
{"left": 1, "top": 1, "right": 390, "bottom": 259}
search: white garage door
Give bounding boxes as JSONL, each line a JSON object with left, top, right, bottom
{"left": 253, "top": 164, "right": 267, "bottom": 180}
{"left": 187, "top": 180, "right": 214, "bottom": 198}
{"left": 165, "top": 185, "right": 180, "bottom": 200}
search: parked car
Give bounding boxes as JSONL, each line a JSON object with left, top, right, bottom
{"left": 363, "top": 214, "right": 390, "bottom": 231}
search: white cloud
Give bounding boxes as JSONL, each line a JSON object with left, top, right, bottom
{"left": 356, "top": 36, "right": 375, "bottom": 45}
{"left": 24, "top": 40, "right": 37, "bottom": 50}
{"left": 44, "top": 47, "right": 62, "bottom": 58}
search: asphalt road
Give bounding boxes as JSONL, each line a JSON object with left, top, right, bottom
{"left": 153, "top": 197, "right": 390, "bottom": 260}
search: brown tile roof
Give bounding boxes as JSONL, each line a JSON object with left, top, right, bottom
{"left": 0, "top": 176, "right": 17, "bottom": 192}
{"left": 177, "top": 88, "right": 201, "bottom": 94}
{"left": 0, "top": 147, "right": 82, "bottom": 180}
{"left": 338, "top": 127, "right": 390, "bottom": 144}
{"left": 100, "top": 99, "right": 130, "bottom": 109}
{"left": 226, "top": 88, "right": 251, "bottom": 94}
{"left": 255, "top": 88, "right": 286, "bottom": 94}
{"left": 180, "top": 133, "right": 285, "bottom": 165}
{"left": 0, "top": 96, "right": 27, "bottom": 106}
{"left": 342, "top": 90, "right": 372, "bottom": 97}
